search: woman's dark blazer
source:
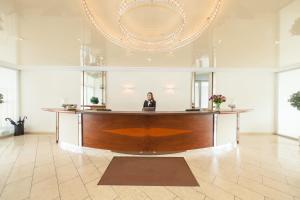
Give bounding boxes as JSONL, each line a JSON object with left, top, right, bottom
{"left": 143, "top": 100, "right": 156, "bottom": 108}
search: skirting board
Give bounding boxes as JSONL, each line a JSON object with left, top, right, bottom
{"left": 59, "top": 142, "right": 111, "bottom": 154}
{"left": 0, "top": 134, "right": 13, "bottom": 139}
{"left": 59, "top": 142, "right": 83, "bottom": 153}
{"left": 275, "top": 133, "right": 300, "bottom": 143}
{"left": 240, "top": 132, "right": 275, "bottom": 135}
{"left": 25, "top": 132, "right": 55, "bottom": 135}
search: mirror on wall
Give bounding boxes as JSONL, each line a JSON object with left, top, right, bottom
{"left": 191, "top": 72, "right": 213, "bottom": 109}
{"left": 82, "top": 71, "right": 107, "bottom": 110}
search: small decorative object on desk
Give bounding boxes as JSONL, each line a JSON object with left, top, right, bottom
{"left": 62, "top": 104, "right": 77, "bottom": 111}
{"left": 90, "top": 97, "right": 99, "bottom": 105}
{"left": 209, "top": 94, "right": 226, "bottom": 111}
{"left": 0, "top": 93, "right": 3, "bottom": 104}
{"left": 228, "top": 104, "right": 236, "bottom": 111}
{"left": 288, "top": 91, "right": 300, "bottom": 111}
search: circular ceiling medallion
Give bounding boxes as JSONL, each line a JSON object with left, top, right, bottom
{"left": 81, "top": 0, "right": 222, "bottom": 51}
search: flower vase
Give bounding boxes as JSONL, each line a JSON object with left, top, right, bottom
{"left": 215, "top": 103, "right": 221, "bottom": 111}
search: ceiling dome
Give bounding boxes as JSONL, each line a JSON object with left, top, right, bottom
{"left": 81, "top": 0, "right": 222, "bottom": 51}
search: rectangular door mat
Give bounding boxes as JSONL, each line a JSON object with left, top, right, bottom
{"left": 98, "top": 156, "right": 199, "bottom": 186}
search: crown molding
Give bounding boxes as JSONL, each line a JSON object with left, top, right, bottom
{"left": 20, "top": 65, "right": 277, "bottom": 73}
{"left": 276, "top": 63, "right": 300, "bottom": 73}
{"left": 0, "top": 61, "right": 21, "bottom": 70}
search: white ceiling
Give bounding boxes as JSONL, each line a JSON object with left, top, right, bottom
{"left": 11, "top": 0, "right": 293, "bottom": 16}
{"left": 0, "top": 0, "right": 297, "bottom": 67}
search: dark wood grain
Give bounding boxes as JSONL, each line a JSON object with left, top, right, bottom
{"left": 82, "top": 112, "right": 214, "bottom": 153}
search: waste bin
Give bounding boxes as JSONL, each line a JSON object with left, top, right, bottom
{"left": 5, "top": 117, "right": 27, "bottom": 136}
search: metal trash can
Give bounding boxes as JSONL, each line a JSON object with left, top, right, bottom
{"left": 5, "top": 117, "right": 27, "bottom": 136}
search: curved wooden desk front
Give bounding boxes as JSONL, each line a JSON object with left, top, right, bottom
{"left": 82, "top": 111, "right": 216, "bottom": 153}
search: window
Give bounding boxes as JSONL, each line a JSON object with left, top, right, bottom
{"left": 82, "top": 71, "right": 106, "bottom": 107}
{"left": 0, "top": 67, "right": 19, "bottom": 136}
{"left": 277, "top": 69, "right": 300, "bottom": 139}
{"left": 192, "top": 73, "right": 212, "bottom": 109}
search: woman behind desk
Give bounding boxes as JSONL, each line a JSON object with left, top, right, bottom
{"left": 143, "top": 92, "right": 156, "bottom": 111}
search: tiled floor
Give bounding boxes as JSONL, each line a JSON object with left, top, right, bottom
{"left": 0, "top": 134, "right": 299, "bottom": 200}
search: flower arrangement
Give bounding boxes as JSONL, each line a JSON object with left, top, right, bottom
{"left": 0, "top": 93, "right": 3, "bottom": 104}
{"left": 90, "top": 96, "right": 99, "bottom": 104}
{"left": 289, "top": 91, "right": 300, "bottom": 111}
{"left": 209, "top": 94, "right": 226, "bottom": 110}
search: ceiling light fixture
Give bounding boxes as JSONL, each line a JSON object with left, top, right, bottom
{"left": 81, "top": 0, "right": 223, "bottom": 52}
{"left": 118, "top": 0, "right": 186, "bottom": 51}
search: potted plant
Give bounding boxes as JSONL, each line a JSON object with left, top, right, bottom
{"left": 209, "top": 94, "right": 226, "bottom": 110}
{"left": 0, "top": 93, "right": 3, "bottom": 104}
{"left": 289, "top": 91, "right": 300, "bottom": 111}
{"left": 90, "top": 96, "right": 99, "bottom": 105}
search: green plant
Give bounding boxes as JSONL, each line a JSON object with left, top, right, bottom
{"left": 0, "top": 93, "right": 3, "bottom": 104}
{"left": 289, "top": 91, "right": 300, "bottom": 111}
{"left": 90, "top": 96, "right": 99, "bottom": 104}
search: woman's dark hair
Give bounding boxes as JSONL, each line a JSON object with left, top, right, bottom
{"left": 147, "top": 92, "right": 155, "bottom": 101}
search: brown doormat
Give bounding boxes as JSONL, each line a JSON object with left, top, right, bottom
{"left": 98, "top": 156, "right": 199, "bottom": 186}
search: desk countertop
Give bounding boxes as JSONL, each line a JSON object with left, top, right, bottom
{"left": 42, "top": 108, "right": 252, "bottom": 115}
{"left": 42, "top": 108, "right": 218, "bottom": 115}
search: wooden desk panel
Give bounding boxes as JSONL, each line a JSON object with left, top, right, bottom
{"left": 82, "top": 112, "right": 214, "bottom": 153}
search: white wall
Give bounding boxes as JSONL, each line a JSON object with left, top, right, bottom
{"left": 20, "top": 70, "right": 81, "bottom": 133}
{"left": 214, "top": 71, "right": 275, "bottom": 133}
{"left": 106, "top": 71, "right": 192, "bottom": 111}
{"left": 277, "top": 68, "right": 300, "bottom": 138}
{"left": 20, "top": 69, "right": 276, "bottom": 134}
{"left": 213, "top": 14, "right": 277, "bottom": 68}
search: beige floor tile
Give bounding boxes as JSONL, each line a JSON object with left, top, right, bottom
{"left": 35, "top": 154, "right": 53, "bottom": 167}
{"left": 85, "top": 179, "right": 117, "bottom": 200}
{"left": 189, "top": 165, "right": 216, "bottom": 183}
{"left": 56, "top": 163, "right": 79, "bottom": 183}
{"left": 54, "top": 155, "right": 72, "bottom": 168}
{"left": 287, "top": 176, "right": 300, "bottom": 189}
{"left": 260, "top": 168, "right": 287, "bottom": 183}
{"left": 32, "top": 163, "right": 56, "bottom": 184}
{"left": 167, "top": 186, "right": 205, "bottom": 200}
{"left": 214, "top": 177, "right": 264, "bottom": 200}
{"left": 238, "top": 176, "right": 293, "bottom": 200}
{"left": 263, "top": 176, "right": 300, "bottom": 198}
{"left": 59, "top": 177, "right": 88, "bottom": 200}
{"left": 30, "top": 177, "right": 59, "bottom": 200}
{"left": 14, "top": 154, "right": 36, "bottom": 167}
{"left": 71, "top": 154, "right": 91, "bottom": 168}
{"left": 7, "top": 163, "right": 34, "bottom": 184}
{"left": 197, "top": 180, "right": 234, "bottom": 200}
{"left": 0, "top": 177, "right": 32, "bottom": 200}
{"left": 88, "top": 156, "right": 111, "bottom": 170}
{"left": 77, "top": 164, "right": 101, "bottom": 184}
{"left": 0, "top": 134, "right": 299, "bottom": 200}
{"left": 172, "top": 198, "right": 181, "bottom": 200}
{"left": 140, "top": 186, "right": 176, "bottom": 200}
{"left": 113, "top": 186, "right": 148, "bottom": 200}
{"left": 239, "top": 173, "right": 262, "bottom": 184}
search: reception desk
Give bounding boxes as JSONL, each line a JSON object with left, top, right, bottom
{"left": 82, "top": 111, "right": 216, "bottom": 153}
{"left": 43, "top": 108, "right": 250, "bottom": 154}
